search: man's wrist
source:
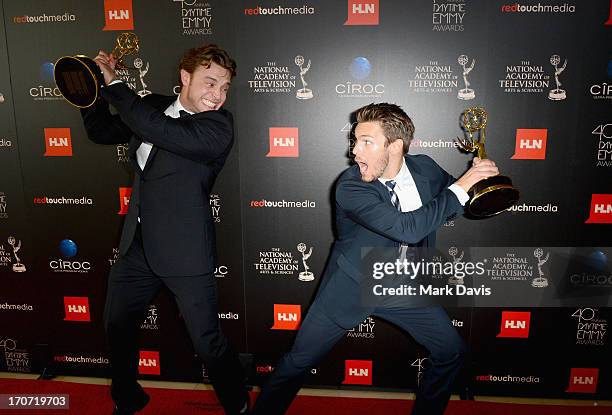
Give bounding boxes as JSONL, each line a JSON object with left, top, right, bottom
{"left": 448, "top": 183, "right": 470, "bottom": 206}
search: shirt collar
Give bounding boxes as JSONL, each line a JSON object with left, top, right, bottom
{"left": 174, "top": 98, "right": 193, "bottom": 115}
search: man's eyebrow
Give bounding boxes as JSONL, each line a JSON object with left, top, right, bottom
{"left": 204, "top": 76, "right": 231, "bottom": 86}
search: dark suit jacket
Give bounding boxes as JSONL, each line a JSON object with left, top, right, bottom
{"left": 314, "top": 154, "right": 464, "bottom": 328}
{"left": 81, "top": 83, "right": 233, "bottom": 276}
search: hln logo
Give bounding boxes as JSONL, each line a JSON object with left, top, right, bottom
{"left": 48, "top": 137, "right": 69, "bottom": 147}
{"left": 586, "top": 195, "right": 612, "bottom": 224}
{"left": 271, "top": 304, "right": 301, "bottom": 330}
{"left": 139, "top": 358, "right": 157, "bottom": 367}
{"left": 277, "top": 313, "right": 298, "bottom": 321}
{"left": 512, "top": 129, "right": 547, "bottom": 160}
{"left": 573, "top": 376, "right": 594, "bottom": 385}
{"left": 505, "top": 320, "right": 526, "bottom": 329}
{"left": 343, "top": 360, "right": 372, "bottom": 385}
{"left": 108, "top": 9, "right": 129, "bottom": 20}
{"left": 267, "top": 127, "right": 299, "bottom": 157}
{"left": 352, "top": 3, "right": 375, "bottom": 14}
{"left": 44, "top": 128, "right": 72, "bottom": 156}
{"left": 566, "top": 368, "right": 598, "bottom": 393}
{"left": 519, "top": 139, "right": 542, "bottom": 149}
{"left": 345, "top": 0, "right": 379, "bottom": 25}
{"left": 64, "top": 297, "right": 91, "bottom": 322}
{"left": 138, "top": 351, "right": 160, "bottom": 375}
{"left": 497, "top": 311, "right": 531, "bottom": 338}
{"left": 67, "top": 305, "right": 87, "bottom": 313}
{"left": 103, "top": 0, "right": 134, "bottom": 31}
{"left": 272, "top": 137, "right": 295, "bottom": 147}
{"left": 594, "top": 204, "right": 612, "bottom": 214}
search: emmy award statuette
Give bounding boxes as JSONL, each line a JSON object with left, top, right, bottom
{"left": 456, "top": 107, "right": 520, "bottom": 217}
{"left": 457, "top": 54, "right": 475, "bottom": 100}
{"left": 297, "top": 243, "right": 315, "bottom": 281}
{"left": 447, "top": 247, "right": 465, "bottom": 285}
{"left": 295, "top": 55, "right": 313, "bottom": 100}
{"left": 54, "top": 32, "right": 140, "bottom": 108}
{"left": 531, "top": 248, "right": 550, "bottom": 288}
{"left": 548, "top": 54, "right": 567, "bottom": 101}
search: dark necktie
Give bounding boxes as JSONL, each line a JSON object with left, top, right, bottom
{"left": 385, "top": 180, "right": 401, "bottom": 212}
{"left": 179, "top": 110, "right": 191, "bottom": 118}
{"left": 385, "top": 180, "right": 412, "bottom": 261}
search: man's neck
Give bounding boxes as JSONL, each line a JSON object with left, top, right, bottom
{"left": 380, "top": 155, "right": 404, "bottom": 180}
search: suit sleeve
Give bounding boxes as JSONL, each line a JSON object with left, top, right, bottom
{"left": 336, "top": 173, "right": 463, "bottom": 245}
{"left": 100, "top": 83, "right": 232, "bottom": 162}
{"left": 79, "top": 97, "right": 133, "bottom": 145}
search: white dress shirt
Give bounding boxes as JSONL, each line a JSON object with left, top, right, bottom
{"left": 378, "top": 159, "right": 469, "bottom": 213}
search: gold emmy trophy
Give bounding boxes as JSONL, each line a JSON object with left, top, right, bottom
{"left": 457, "top": 107, "right": 519, "bottom": 217}
{"left": 54, "top": 33, "right": 140, "bottom": 108}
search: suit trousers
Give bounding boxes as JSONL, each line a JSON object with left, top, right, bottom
{"left": 252, "top": 302, "right": 466, "bottom": 415}
{"left": 103, "top": 225, "right": 246, "bottom": 414}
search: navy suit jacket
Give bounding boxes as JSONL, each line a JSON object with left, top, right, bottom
{"left": 81, "top": 83, "right": 233, "bottom": 276}
{"left": 314, "top": 154, "right": 464, "bottom": 328}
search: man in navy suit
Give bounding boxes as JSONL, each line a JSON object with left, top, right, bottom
{"left": 81, "top": 45, "right": 248, "bottom": 415}
{"left": 252, "top": 103, "right": 499, "bottom": 415}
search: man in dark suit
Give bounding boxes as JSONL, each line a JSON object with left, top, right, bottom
{"left": 252, "top": 103, "right": 499, "bottom": 415}
{"left": 81, "top": 44, "right": 248, "bottom": 415}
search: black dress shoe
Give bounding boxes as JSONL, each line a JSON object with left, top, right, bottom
{"left": 112, "top": 391, "right": 150, "bottom": 415}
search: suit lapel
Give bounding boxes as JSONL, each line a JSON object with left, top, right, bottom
{"left": 129, "top": 94, "right": 175, "bottom": 176}
{"left": 128, "top": 136, "right": 142, "bottom": 174}
{"left": 142, "top": 146, "right": 159, "bottom": 176}
{"left": 405, "top": 156, "right": 432, "bottom": 204}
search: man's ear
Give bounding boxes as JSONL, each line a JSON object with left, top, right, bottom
{"left": 391, "top": 138, "right": 404, "bottom": 154}
{"left": 180, "top": 69, "right": 191, "bottom": 88}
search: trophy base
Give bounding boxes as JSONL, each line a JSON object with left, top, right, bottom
{"left": 299, "top": 272, "right": 314, "bottom": 281}
{"left": 296, "top": 89, "right": 313, "bottom": 100}
{"left": 457, "top": 89, "right": 475, "bottom": 100}
{"left": 54, "top": 55, "right": 103, "bottom": 108}
{"left": 548, "top": 89, "right": 566, "bottom": 101}
{"left": 447, "top": 276, "right": 464, "bottom": 285}
{"left": 12, "top": 264, "right": 26, "bottom": 272}
{"left": 467, "top": 175, "right": 520, "bottom": 218}
{"left": 137, "top": 89, "right": 152, "bottom": 97}
{"left": 531, "top": 277, "right": 548, "bottom": 288}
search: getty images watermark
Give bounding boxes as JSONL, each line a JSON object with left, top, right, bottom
{"left": 371, "top": 256, "right": 490, "bottom": 297}
{"left": 359, "top": 246, "right": 612, "bottom": 308}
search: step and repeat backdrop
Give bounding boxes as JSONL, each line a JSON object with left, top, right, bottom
{"left": 1, "top": 0, "right": 611, "bottom": 400}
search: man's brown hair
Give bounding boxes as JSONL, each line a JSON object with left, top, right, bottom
{"left": 178, "top": 44, "right": 237, "bottom": 85}
{"left": 356, "top": 103, "right": 415, "bottom": 154}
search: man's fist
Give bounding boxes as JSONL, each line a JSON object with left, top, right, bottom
{"left": 93, "top": 50, "right": 118, "bottom": 86}
{"left": 455, "top": 157, "right": 500, "bottom": 193}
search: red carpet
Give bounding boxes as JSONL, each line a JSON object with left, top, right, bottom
{"left": 0, "top": 378, "right": 608, "bottom": 415}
